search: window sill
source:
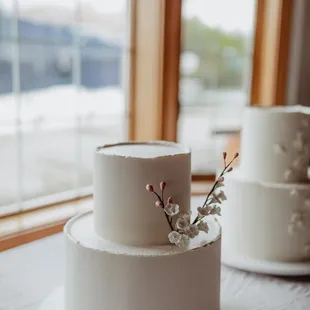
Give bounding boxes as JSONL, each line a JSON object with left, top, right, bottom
{"left": 0, "top": 182, "right": 212, "bottom": 252}
{"left": 0, "top": 198, "right": 92, "bottom": 252}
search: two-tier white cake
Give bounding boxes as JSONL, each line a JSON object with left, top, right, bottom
{"left": 222, "top": 106, "right": 310, "bottom": 262}
{"left": 64, "top": 141, "right": 223, "bottom": 310}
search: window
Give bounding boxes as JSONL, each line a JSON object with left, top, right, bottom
{"left": 0, "top": 0, "right": 294, "bottom": 250}
{"left": 0, "top": 0, "right": 129, "bottom": 215}
{"left": 178, "top": 0, "right": 256, "bottom": 175}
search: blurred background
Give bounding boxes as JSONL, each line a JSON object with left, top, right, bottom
{"left": 2, "top": 2, "right": 310, "bottom": 309}
{"left": 0, "top": 0, "right": 256, "bottom": 214}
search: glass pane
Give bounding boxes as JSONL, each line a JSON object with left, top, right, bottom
{"left": 178, "top": 0, "right": 256, "bottom": 174}
{"left": 79, "top": 0, "right": 128, "bottom": 44}
{"left": 78, "top": 0, "right": 128, "bottom": 188}
{"left": 18, "top": 0, "right": 76, "bottom": 43}
{"left": 0, "top": 1, "right": 14, "bottom": 39}
{"left": 0, "top": 0, "right": 129, "bottom": 213}
{"left": 0, "top": 42, "right": 18, "bottom": 209}
{"left": 19, "top": 43, "right": 76, "bottom": 203}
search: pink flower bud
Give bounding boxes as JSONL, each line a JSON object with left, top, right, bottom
{"left": 227, "top": 167, "right": 233, "bottom": 173}
{"left": 234, "top": 152, "right": 239, "bottom": 159}
{"left": 218, "top": 176, "right": 224, "bottom": 182}
{"left": 167, "top": 197, "right": 173, "bottom": 204}
{"left": 155, "top": 200, "right": 163, "bottom": 208}
{"left": 146, "top": 184, "right": 154, "bottom": 192}
{"left": 223, "top": 152, "right": 227, "bottom": 160}
{"left": 160, "top": 181, "right": 166, "bottom": 191}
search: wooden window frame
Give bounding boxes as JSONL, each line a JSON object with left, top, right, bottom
{"left": 128, "top": 0, "right": 181, "bottom": 142}
{"left": 229, "top": 0, "right": 294, "bottom": 158}
{"left": 129, "top": 0, "right": 294, "bottom": 181}
{"left": 250, "top": 0, "right": 293, "bottom": 106}
{"left": 0, "top": 0, "right": 294, "bottom": 251}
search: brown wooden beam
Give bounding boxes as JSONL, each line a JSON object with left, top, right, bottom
{"left": 250, "top": 0, "right": 294, "bottom": 106}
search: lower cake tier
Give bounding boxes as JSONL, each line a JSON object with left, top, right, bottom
{"left": 64, "top": 211, "right": 221, "bottom": 310}
{"left": 222, "top": 170, "right": 310, "bottom": 262}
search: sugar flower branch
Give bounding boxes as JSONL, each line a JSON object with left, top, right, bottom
{"left": 146, "top": 182, "right": 176, "bottom": 231}
{"left": 146, "top": 152, "right": 238, "bottom": 248}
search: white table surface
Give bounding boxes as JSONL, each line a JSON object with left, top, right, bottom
{"left": 1, "top": 233, "right": 310, "bottom": 310}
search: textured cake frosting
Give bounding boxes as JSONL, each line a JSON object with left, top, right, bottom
{"left": 222, "top": 106, "right": 310, "bottom": 263}
{"left": 222, "top": 170, "right": 310, "bottom": 261}
{"left": 64, "top": 141, "right": 223, "bottom": 310}
{"left": 240, "top": 106, "right": 310, "bottom": 183}
{"left": 94, "top": 141, "right": 191, "bottom": 246}
{"left": 64, "top": 212, "right": 221, "bottom": 310}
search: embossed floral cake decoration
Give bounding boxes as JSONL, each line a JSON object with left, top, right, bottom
{"left": 146, "top": 152, "right": 238, "bottom": 248}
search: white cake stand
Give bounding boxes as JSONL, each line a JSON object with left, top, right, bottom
{"left": 40, "top": 286, "right": 255, "bottom": 310}
{"left": 222, "top": 248, "right": 310, "bottom": 276}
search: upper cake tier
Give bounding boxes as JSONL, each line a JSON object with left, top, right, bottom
{"left": 239, "top": 106, "right": 310, "bottom": 183}
{"left": 93, "top": 141, "right": 191, "bottom": 246}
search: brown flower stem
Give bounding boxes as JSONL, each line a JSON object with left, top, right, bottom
{"left": 192, "top": 159, "right": 235, "bottom": 225}
{"left": 164, "top": 212, "right": 174, "bottom": 231}
{"left": 161, "top": 188, "right": 172, "bottom": 224}
{"left": 161, "top": 188, "right": 164, "bottom": 205}
{"left": 192, "top": 211, "right": 211, "bottom": 226}
{"left": 161, "top": 188, "right": 173, "bottom": 227}
{"left": 153, "top": 191, "right": 164, "bottom": 205}
{"left": 153, "top": 191, "right": 174, "bottom": 231}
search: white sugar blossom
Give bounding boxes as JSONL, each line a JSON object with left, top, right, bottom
{"left": 208, "top": 195, "right": 218, "bottom": 205}
{"left": 176, "top": 234, "right": 190, "bottom": 248}
{"left": 210, "top": 206, "right": 222, "bottom": 216}
{"left": 164, "top": 203, "right": 180, "bottom": 216}
{"left": 218, "top": 190, "right": 227, "bottom": 201}
{"left": 176, "top": 215, "right": 190, "bottom": 231}
{"left": 169, "top": 231, "right": 190, "bottom": 248}
{"left": 168, "top": 231, "right": 181, "bottom": 244}
{"left": 216, "top": 182, "right": 225, "bottom": 189}
{"left": 182, "top": 211, "right": 192, "bottom": 218}
{"left": 197, "top": 206, "right": 212, "bottom": 216}
{"left": 185, "top": 224, "right": 199, "bottom": 238}
{"left": 155, "top": 200, "right": 163, "bottom": 208}
{"left": 198, "top": 221, "right": 209, "bottom": 233}
{"left": 213, "top": 190, "right": 227, "bottom": 203}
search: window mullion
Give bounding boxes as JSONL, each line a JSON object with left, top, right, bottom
{"left": 250, "top": 0, "right": 293, "bottom": 106}
{"left": 128, "top": 0, "right": 181, "bottom": 142}
{"left": 73, "top": 1, "right": 82, "bottom": 194}
{"left": 12, "top": 0, "right": 22, "bottom": 210}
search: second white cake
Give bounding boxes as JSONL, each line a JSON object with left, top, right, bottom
{"left": 222, "top": 106, "right": 310, "bottom": 263}
{"left": 222, "top": 171, "right": 310, "bottom": 261}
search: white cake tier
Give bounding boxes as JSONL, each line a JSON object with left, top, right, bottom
{"left": 64, "top": 212, "right": 221, "bottom": 310}
{"left": 222, "top": 170, "right": 310, "bottom": 262}
{"left": 94, "top": 141, "right": 191, "bottom": 246}
{"left": 240, "top": 106, "right": 310, "bottom": 183}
